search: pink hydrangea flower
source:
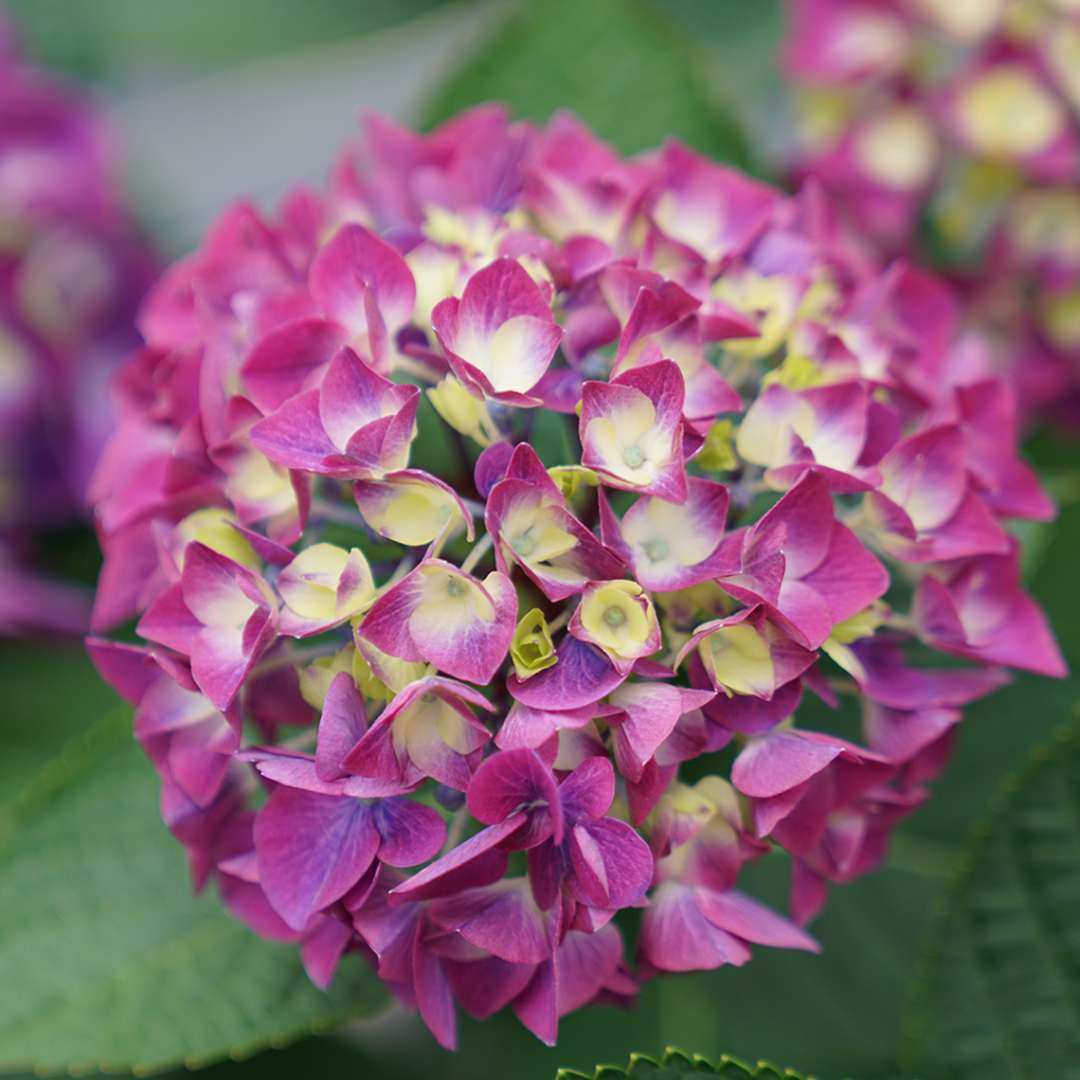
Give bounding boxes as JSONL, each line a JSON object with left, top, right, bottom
{"left": 88, "top": 105, "right": 1062, "bottom": 1050}
{"left": 0, "top": 23, "right": 154, "bottom": 634}
{"left": 781, "top": 0, "right": 1080, "bottom": 421}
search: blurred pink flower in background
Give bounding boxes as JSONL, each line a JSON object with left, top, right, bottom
{"left": 0, "top": 18, "right": 155, "bottom": 635}
{"left": 782, "top": 0, "right": 1080, "bottom": 421}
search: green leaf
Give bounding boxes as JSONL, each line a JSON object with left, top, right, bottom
{"left": 5, "top": 0, "right": 454, "bottom": 80}
{"left": 421, "top": 0, "right": 754, "bottom": 169}
{"left": 662, "top": 0, "right": 786, "bottom": 160}
{"left": 555, "top": 1047, "right": 817, "bottom": 1080}
{"left": 0, "top": 708, "right": 386, "bottom": 1076}
{"left": 906, "top": 714, "right": 1080, "bottom": 1077}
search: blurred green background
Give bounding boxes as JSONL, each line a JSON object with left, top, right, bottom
{"left": 3, "top": 2, "right": 1078, "bottom": 1078}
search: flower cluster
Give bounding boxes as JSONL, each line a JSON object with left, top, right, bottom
{"left": 0, "top": 22, "right": 154, "bottom": 634}
{"left": 88, "top": 105, "right": 1063, "bottom": 1049}
{"left": 782, "top": 0, "right": 1080, "bottom": 418}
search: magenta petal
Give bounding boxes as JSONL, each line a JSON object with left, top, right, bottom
{"left": 641, "top": 882, "right": 752, "bottom": 972}
{"left": 496, "top": 702, "right": 595, "bottom": 750}
{"left": 249, "top": 389, "right": 340, "bottom": 472}
{"left": 752, "top": 471, "right": 834, "bottom": 578}
{"left": 508, "top": 635, "right": 626, "bottom": 709}
{"left": 527, "top": 839, "right": 564, "bottom": 911}
{"left": 242, "top": 317, "right": 347, "bottom": 412}
{"left": 137, "top": 583, "right": 200, "bottom": 657}
{"left": 447, "top": 955, "right": 536, "bottom": 1021}
{"left": 391, "top": 817, "right": 523, "bottom": 902}
{"left": 474, "top": 441, "right": 515, "bottom": 497}
{"left": 413, "top": 935, "right": 457, "bottom": 1050}
{"left": 428, "top": 879, "right": 553, "bottom": 964}
{"left": 219, "top": 876, "right": 302, "bottom": 944}
{"left": 409, "top": 570, "right": 517, "bottom": 684}
{"left": 374, "top": 797, "right": 446, "bottom": 867}
{"left": 254, "top": 787, "right": 380, "bottom": 930}
{"left": 558, "top": 755, "right": 615, "bottom": 822}
{"left": 513, "top": 958, "right": 558, "bottom": 1046}
{"left": 695, "top": 889, "right": 820, "bottom": 952}
{"left": 310, "top": 223, "right": 416, "bottom": 345}
{"left": 567, "top": 818, "right": 652, "bottom": 909}
{"left": 300, "top": 915, "right": 354, "bottom": 989}
{"left": 245, "top": 746, "right": 411, "bottom": 798}
{"left": 555, "top": 925, "right": 624, "bottom": 1015}
{"left": 86, "top": 638, "right": 167, "bottom": 704}
{"left": 732, "top": 730, "right": 845, "bottom": 798}
{"left": 316, "top": 671, "right": 368, "bottom": 781}
{"left": 468, "top": 748, "right": 562, "bottom": 843}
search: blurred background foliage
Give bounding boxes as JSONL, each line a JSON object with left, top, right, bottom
{"left": 3, "top": 1, "right": 1079, "bottom": 1078}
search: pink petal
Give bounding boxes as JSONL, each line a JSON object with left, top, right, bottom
{"left": 254, "top": 787, "right": 380, "bottom": 930}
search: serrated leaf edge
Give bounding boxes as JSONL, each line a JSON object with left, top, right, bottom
{"left": 554, "top": 1045, "right": 819, "bottom": 1080}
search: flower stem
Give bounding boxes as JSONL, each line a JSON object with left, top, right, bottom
{"left": 460, "top": 532, "right": 494, "bottom": 575}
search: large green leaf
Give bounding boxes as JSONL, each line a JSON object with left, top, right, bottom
{"left": 0, "top": 708, "right": 386, "bottom": 1076}
{"left": 662, "top": 0, "right": 786, "bottom": 162}
{"left": 5, "top": 0, "right": 456, "bottom": 80}
{"left": 906, "top": 714, "right": 1080, "bottom": 1078}
{"left": 556, "top": 1047, "right": 814, "bottom": 1080}
{"left": 421, "top": 0, "right": 753, "bottom": 169}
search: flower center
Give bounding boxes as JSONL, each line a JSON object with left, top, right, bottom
{"left": 603, "top": 605, "right": 627, "bottom": 629}
{"left": 644, "top": 538, "right": 669, "bottom": 562}
{"left": 511, "top": 529, "right": 536, "bottom": 558}
{"left": 446, "top": 576, "right": 467, "bottom": 598}
{"left": 622, "top": 444, "right": 645, "bottom": 469}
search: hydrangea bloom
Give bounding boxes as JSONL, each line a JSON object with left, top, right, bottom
{"left": 0, "top": 23, "right": 154, "bottom": 634}
{"left": 88, "top": 105, "right": 1063, "bottom": 1049}
{"left": 782, "top": 0, "right": 1080, "bottom": 418}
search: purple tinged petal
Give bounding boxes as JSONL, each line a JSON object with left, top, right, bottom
{"left": 309, "top": 223, "right": 416, "bottom": 353}
{"left": 316, "top": 671, "right": 368, "bottom": 781}
{"left": 428, "top": 879, "right": 553, "bottom": 964}
{"left": 694, "top": 889, "right": 820, "bottom": 952}
{"left": 527, "top": 839, "right": 563, "bottom": 911}
{"left": 391, "top": 817, "right": 522, "bottom": 902}
{"left": 474, "top": 440, "right": 515, "bottom": 497}
{"left": 863, "top": 703, "right": 961, "bottom": 764}
{"left": 604, "top": 478, "right": 730, "bottom": 592}
{"left": 249, "top": 390, "right": 339, "bottom": 473}
{"left": 300, "top": 915, "right": 354, "bottom": 989}
{"left": 242, "top": 317, "right": 347, "bottom": 412}
{"left": 513, "top": 958, "right": 558, "bottom": 1046}
{"left": 468, "top": 748, "right": 562, "bottom": 842}
{"left": 579, "top": 360, "right": 688, "bottom": 501}
{"left": 496, "top": 701, "right": 596, "bottom": 750}
{"left": 86, "top": 638, "right": 166, "bottom": 704}
{"left": 374, "top": 797, "right": 447, "bottom": 867}
{"left": 641, "top": 882, "right": 752, "bottom": 972}
{"left": 508, "top": 634, "right": 626, "bottom": 709}
{"left": 219, "top": 876, "right": 302, "bottom": 944}
{"left": 567, "top": 818, "right": 653, "bottom": 909}
{"left": 555, "top": 925, "right": 625, "bottom": 1015}
{"left": 433, "top": 258, "right": 562, "bottom": 401}
{"left": 412, "top": 933, "right": 458, "bottom": 1051}
{"left": 732, "top": 730, "right": 845, "bottom": 799}
{"left": 446, "top": 955, "right": 536, "bottom": 1021}
{"left": 557, "top": 755, "right": 615, "bottom": 822}
{"left": 254, "top": 787, "right": 380, "bottom": 931}
{"left": 360, "top": 560, "right": 515, "bottom": 684}
{"left": 243, "top": 746, "right": 411, "bottom": 798}
{"left": 137, "top": 583, "right": 200, "bottom": 657}
{"left": 345, "top": 676, "right": 491, "bottom": 791}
